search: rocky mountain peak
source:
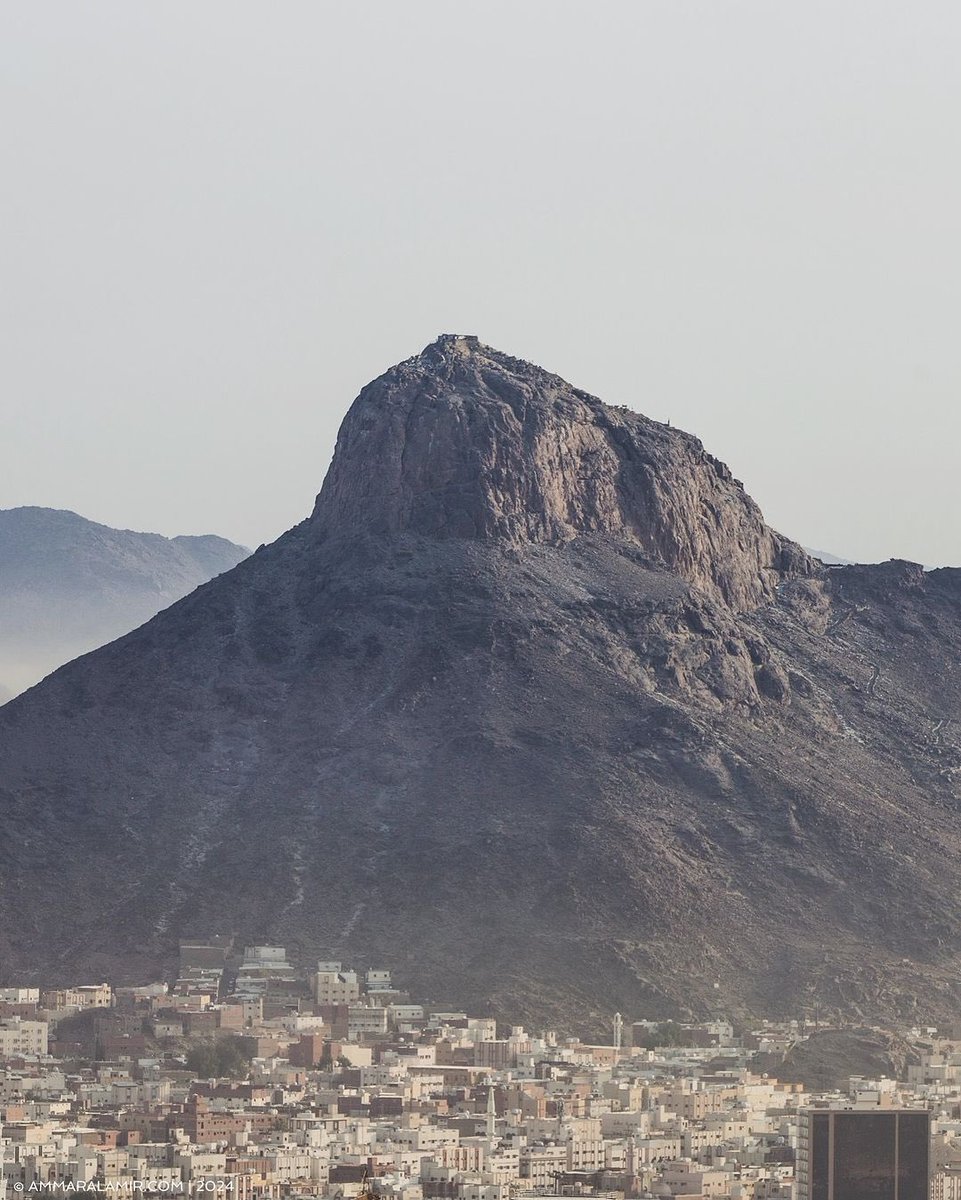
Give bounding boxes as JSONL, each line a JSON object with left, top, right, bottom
{"left": 311, "top": 336, "right": 811, "bottom": 610}
{"left": 4, "top": 338, "right": 961, "bottom": 1029}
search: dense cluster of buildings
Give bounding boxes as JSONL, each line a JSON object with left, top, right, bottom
{"left": 0, "top": 944, "right": 956, "bottom": 1199}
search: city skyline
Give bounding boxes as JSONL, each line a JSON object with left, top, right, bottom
{"left": 0, "top": 943, "right": 946, "bottom": 1199}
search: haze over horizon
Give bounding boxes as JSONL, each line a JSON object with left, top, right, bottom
{"left": 3, "top": 2, "right": 960, "bottom": 565}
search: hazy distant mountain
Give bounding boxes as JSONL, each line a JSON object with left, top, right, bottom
{"left": 3, "top": 338, "right": 961, "bottom": 1031}
{"left": 806, "top": 547, "right": 856, "bottom": 566}
{"left": 0, "top": 507, "right": 248, "bottom": 696}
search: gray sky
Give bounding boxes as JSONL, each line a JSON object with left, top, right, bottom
{"left": 2, "top": 2, "right": 960, "bottom": 565}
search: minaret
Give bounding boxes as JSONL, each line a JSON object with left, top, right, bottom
{"left": 613, "top": 1012, "right": 623, "bottom": 1062}
{"left": 486, "top": 1081, "right": 496, "bottom": 1140}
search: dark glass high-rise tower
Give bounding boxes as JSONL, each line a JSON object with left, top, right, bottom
{"left": 797, "top": 1108, "right": 930, "bottom": 1200}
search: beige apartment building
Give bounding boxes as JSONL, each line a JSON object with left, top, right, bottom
{"left": 0, "top": 1017, "right": 49, "bottom": 1056}
{"left": 314, "top": 962, "right": 360, "bottom": 1006}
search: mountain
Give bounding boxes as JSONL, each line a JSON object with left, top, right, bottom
{"left": 3, "top": 335, "right": 961, "bottom": 1030}
{"left": 0, "top": 508, "right": 248, "bottom": 697}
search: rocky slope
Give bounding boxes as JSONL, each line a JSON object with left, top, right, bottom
{"left": 2, "top": 336, "right": 961, "bottom": 1030}
{"left": 0, "top": 508, "right": 248, "bottom": 696}
{"left": 752, "top": 1029, "right": 921, "bottom": 1093}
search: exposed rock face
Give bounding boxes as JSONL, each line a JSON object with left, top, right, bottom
{"left": 1, "top": 337, "right": 961, "bottom": 1031}
{"left": 0, "top": 508, "right": 248, "bottom": 697}
{"left": 316, "top": 336, "right": 810, "bottom": 610}
{"left": 753, "top": 1029, "right": 921, "bottom": 1092}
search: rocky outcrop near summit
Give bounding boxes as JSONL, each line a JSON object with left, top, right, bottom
{"left": 0, "top": 507, "right": 248, "bottom": 697}
{"left": 1, "top": 337, "right": 961, "bottom": 1031}
{"left": 317, "top": 336, "right": 810, "bottom": 610}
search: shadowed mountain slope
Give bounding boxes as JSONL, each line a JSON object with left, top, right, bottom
{"left": 2, "top": 337, "right": 960, "bottom": 1030}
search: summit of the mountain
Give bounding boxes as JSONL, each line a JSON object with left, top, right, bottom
{"left": 312, "top": 336, "right": 811, "bottom": 610}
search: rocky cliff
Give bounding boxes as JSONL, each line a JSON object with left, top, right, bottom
{"left": 1, "top": 337, "right": 960, "bottom": 1030}
{"left": 315, "top": 336, "right": 809, "bottom": 609}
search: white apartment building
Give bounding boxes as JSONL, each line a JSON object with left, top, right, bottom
{"left": 0, "top": 988, "right": 40, "bottom": 1004}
